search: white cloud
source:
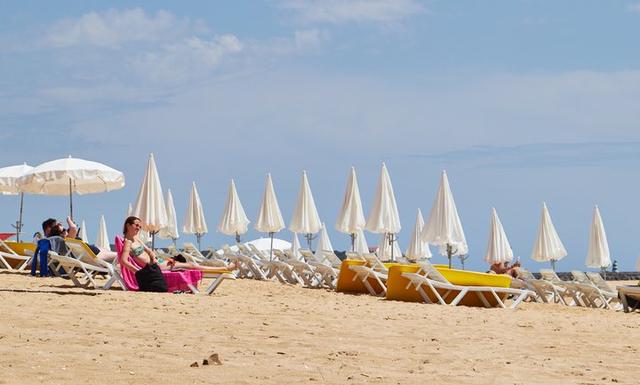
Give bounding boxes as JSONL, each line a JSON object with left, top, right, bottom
{"left": 130, "top": 35, "right": 243, "bottom": 85}
{"left": 276, "top": 0, "right": 425, "bottom": 24}
{"left": 628, "top": 3, "right": 640, "bottom": 13}
{"left": 294, "top": 29, "right": 330, "bottom": 49}
{"left": 43, "top": 8, "right": 190, "bottom": 48}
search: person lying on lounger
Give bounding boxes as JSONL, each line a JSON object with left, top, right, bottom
{"left": 120, "top": 216, "right": 235, "bottom": 274}
{"left": 489, "top": 260, "right": 521, "bottom": 278}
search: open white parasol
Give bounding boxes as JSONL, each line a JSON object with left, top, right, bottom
{"left": 17, "top": 156, "right": 124, "bottom": 220}
{"left": 0, "top": 163, "right": 34, "bottom": 241}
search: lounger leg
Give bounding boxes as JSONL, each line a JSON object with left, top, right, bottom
{"left": 187, "top": 283, "right": 200, "bottom": 294}
{"left": 0, "top": 256, "right": 13, "bottom": 270}
{"left": 488, "top": 290, "right": 505, "bottom": 308}
{"left": 509, "top": 291, "right": 529, "bottom": 309}
{"left": 620, "top": 293, "right": 630, "bottom": 313}
{"left": 205, "top": 275, "right": 224, "bottom": 295}
{"left": 416, "top": 286, "right": 434, "bottom": 304}
{"left": 362, "top": 278, "right": 378, "bottom": 296}
{"left": 427, "top": 281, "right": 449, "bottom": 305}
{"left": 67, "top": 268, "right": 83, "bottom": 287}
{"left": 450, "top": 288, "right": 469, "bottom": 306}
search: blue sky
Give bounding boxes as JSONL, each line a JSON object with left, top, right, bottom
{"left": 2, "top": 0, "right": 640, "bottom": 271}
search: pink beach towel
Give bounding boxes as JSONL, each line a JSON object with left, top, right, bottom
{"left": 115, "top": 235, "right": 202, "bottom": 293}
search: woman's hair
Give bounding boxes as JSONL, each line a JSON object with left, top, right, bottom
{"left": 123, "top": 216, "right": 141, "bottom": 235}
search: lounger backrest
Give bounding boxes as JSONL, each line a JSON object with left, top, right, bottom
{"left": 321, "top": 250, "right": 342, "bottom": 267}
{"left": 571, "top": 271, "right": 590, "bottom": 284}
{"left": 238, "top": 244, "right": 253, "bottom": 256}
{"left": 248, "top": 244, "right": 271, "bottom": 260}
{"left": 586, "top": 272, "right": 613, "bottom": 291}
{"left": 221, "top": 244, "right": 233, "bottom": 254}
{"left": 272, "top": 249, "right": 286, "bottom": 261}
{"left": 517, "top": 270, "right": 536, "bottom": 280}
{"left": 362, "top": 253, "right": 387, "bottom": 272}
{"left": 539, "top": 269, "right": 561, "bottom": 282}
{"left": 299, "top": 249, "right": 316, "bottom": 262}
{"left": 64, "top": 238, "right": 110, "bottom": 269}
{"left": 417, "top": 261, "right": 449, "bottom": 284}
{"left": 345, "top": 251, "right": 361, "bottom": 260}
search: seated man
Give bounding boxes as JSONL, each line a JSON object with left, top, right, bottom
{"left": 43, "top": 217, "right": 117, "bottom": 262}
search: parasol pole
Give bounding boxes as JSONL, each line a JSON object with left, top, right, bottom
{"left": 196, "top": 233, "right": 202, "bottom": 251}
{"left": 388, "top": 233, "right": 396, "bottom": 262}
{"left": 14, "top": 192, "right": 24, "bottom": 242}
{"left": 305, "top": 233, "right": 316, "bottom": 250}
{"left": 350, "top": 232, "right": 356, "bottom": 252}
{"left": 68, "top": 178, "right": 74, "bottom": 220}
{"left": 269, "top": 231, "right": 274, "bottom": 261}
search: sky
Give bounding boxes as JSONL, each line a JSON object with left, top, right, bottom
{"left": 1, "top": 0, "right": 640, "bottom": 272}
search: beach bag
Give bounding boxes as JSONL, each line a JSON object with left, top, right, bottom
{"left": 135, "top": 263, "right": 168, "bottom": 292}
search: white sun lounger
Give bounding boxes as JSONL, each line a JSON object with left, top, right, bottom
{"left": 539, "top": 269, "right": 602, "bottom": 307}
{"left": 244, "top": 244, "right": 296, "bottom": 284}
{"left": 183, "top": 242, "right": 227, "bottom": 267}
{"left": 616, "top": 285, "right": 640, "bottom": 313}
{"left": 403, "top": 261, "right": 533, "bottom": 308}
{"left": 65, "top": 238, "right": 126, "bottom": 290}
{"left": 517, "top": 270, "right": 569, "bottom": 305}
{"left": 232, "top": 244, "right": 267, "bottom": 280}
{"left": 47, "top": 249, "right": 114, "bottom": 289}
{"left": 271, "top": 249, "right": 305, "bottom": 285}
{"left": 0, "top": 239, "right": 32, "bottom": 271}
{"left": 300, "top": 249, "right": 338, "bottom": 289}
{"left": 347, "top": 253, "right": 389, "bottom": 297}
{"left": 571, "top": 271, "right": 620, "bottom": 310}
{"left": 283, "top": 249, "right": 320, "bottom": 287}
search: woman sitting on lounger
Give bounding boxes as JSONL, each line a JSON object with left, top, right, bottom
{"left": 121, "top": 216, "right": 235, "bottom": 274}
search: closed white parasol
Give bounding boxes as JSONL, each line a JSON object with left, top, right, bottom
{"left": 255, "top": 173, "right": 286, "bottom": 260}
{"left": 158, "top": 189, "right": 179, "bottom": 244}
{"left": 531, "top": 202, "right": 567, "bottom": 271}
{"left": 132, "top": 153, "right": 167, "bottom": 247}
{"left": 96, "top": 215, "right": 111, "bottom": 251}
{"left": 218, "top": 179, "right": 250, "bottom": 244}
{"left": 406, "top": 208, "right": 431, "bottom": 261}
{"left": 422, "top": 171, "right": 467, "bottom": 268}
{"left": 335, "top": 167, "right": 366, "bottom": 251}
{"left": 183, "top": 181, "right": 208, "bottom": 250}
{"left": 365, "top": 163, "right": 401, "bottom": 261}
{"left": 289, "top": 171, "right": 322, "bottom": 249}
{"left": 586, "top": 205, "right": 611, "bottom": 273}
{"left": 315, "top": 223, "right": 334, "bottom": 260}
{"left": 484, "top": 207, "right": 513, "bottom": 265}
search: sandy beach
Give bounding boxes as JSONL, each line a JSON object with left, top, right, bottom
{"left": 0, "top": 272, "right": 637, "bottom": 385}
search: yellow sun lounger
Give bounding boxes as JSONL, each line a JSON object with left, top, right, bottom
{"left": 392, "top": 262, "right": 533, "bottom": 308}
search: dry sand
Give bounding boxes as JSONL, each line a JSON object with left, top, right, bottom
{"left": 0, "top": 272, "right": 638, "bottom": 385}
